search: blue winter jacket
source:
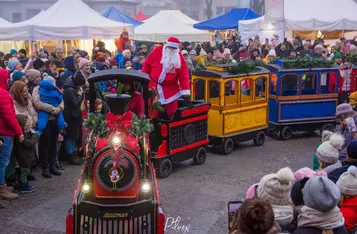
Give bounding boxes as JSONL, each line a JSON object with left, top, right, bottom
{"left": 39, "top": 80, "right": 63, "bottom": 107}
{"left": 115, "top": 51, "right": 125, "bottom": 69}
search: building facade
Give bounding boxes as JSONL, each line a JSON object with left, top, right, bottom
{"left": 0, "top": 0, "right": 138, "bottom": 23}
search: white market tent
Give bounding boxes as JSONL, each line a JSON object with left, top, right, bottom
{"left": 134, "top": 10, "right": 209, "bottom": 42}
{"left": 0, "top": 17, "right": 10, "bottom": 25}
{"left": 239, "top": 0, "right": 357, "bottom": 40}
{"left": 0, "top": 0, "right": 133, "bottom": 41}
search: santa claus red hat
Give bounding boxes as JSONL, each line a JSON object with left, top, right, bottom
{"left": 165, "top": 37, "right": 180, "bottom": 49}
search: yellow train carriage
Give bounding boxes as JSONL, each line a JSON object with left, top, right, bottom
{"left": 192, "top": 64, "right": 270, "bottom": 154}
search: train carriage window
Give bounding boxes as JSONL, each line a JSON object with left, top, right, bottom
{"left": 281, "top": 74, "right": 298, "bottom": 96}
{"left": 240, "top": 78, "right": 253, "bottom": 103}
{"left": 193, "top": 79, "right": 205, "bottom": 100}
{"left": 224, "top": 80, "right": 238, "bottom": 105}
{"left": 270, "top": 74, "right": 278, "bottom": 95}
{"left": 255, "top": 77, "right": 267, "bottom": 100}
{"left": 301, "top": 73, "right": 317, "bottom": 95}
{"left": 320, "top": 72, "right": 337, "bottom": 93}
{"left": 209, "top": 80, "right": 220, "bottom": 106}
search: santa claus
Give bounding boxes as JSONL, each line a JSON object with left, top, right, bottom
{"left": 141, "top": 37, "right": 191, "bottom": 119}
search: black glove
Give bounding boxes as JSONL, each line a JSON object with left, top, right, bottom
{"left": 183, "top": 95, "right": 193, "bottom": 109}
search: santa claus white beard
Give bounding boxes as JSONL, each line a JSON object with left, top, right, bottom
{"left": 161, "top": 47, "right": 181, "bottom": 70}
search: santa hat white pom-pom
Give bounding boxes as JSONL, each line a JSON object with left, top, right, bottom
{"left": 329, "top": 134, "right": 345, "bottom": 149}
{"left": 347, "top": 166, "right": 357, "bottom": 176}
{"left": 277, "top": 167, "right": 294, "bottom": 183}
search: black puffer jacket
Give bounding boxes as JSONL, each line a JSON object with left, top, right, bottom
{"left": 63, "top": 76, "right": 83, "bottom": 141}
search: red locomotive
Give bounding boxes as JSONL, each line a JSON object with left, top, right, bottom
{"left": 66, "top": 70, "right": 165, "bottom": 234}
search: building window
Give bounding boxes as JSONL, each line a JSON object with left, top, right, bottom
{"left": 12, "top": 13, "right": 22, "bottom": 23}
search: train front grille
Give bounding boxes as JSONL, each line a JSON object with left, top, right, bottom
{"left": 78, "top": 214, "right": 152, "bottom": 234}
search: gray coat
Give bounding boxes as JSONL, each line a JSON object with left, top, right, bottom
{"left": 338, "top": 114, "right": 357, "bottom": 162}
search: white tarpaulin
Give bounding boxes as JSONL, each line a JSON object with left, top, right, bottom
{"left": 239, "top": 0, "right": 357, "bottom": 41}
{"left": 0, "top": 0, "right": 133, "bottom": 41}
{"left": 0, "top": 17, "right": 10, "bottom": 25}
{"left": 134, "top": 10, "right": 209, "bottom": 42}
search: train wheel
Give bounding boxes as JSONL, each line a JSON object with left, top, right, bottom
{"left": 320, "top": 123, "right": 335, "bottom": 135}
{"left": 158, "top": 159, "right": 172, "bottom": 178}
{"left": 253, "top": 131, "right": 266, "bottom": 146}
{"left": 280, "top": 126, "right": 293, "bottom": 141}
{"left": 222, "top": 138, "right": 234, "bottom": 155}
{"left": 193, "top": 147, "right": 207, "bottom": 165}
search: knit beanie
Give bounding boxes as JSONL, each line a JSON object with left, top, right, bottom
{"left": 10, "top": 49, "right": 18, "bottom": 55}
{"left": 321, "top": 130, "right": 333, "bottom": 142}
{"left": 337, "top": 166, "right": 357, "bottom": 196}
{"left": 73, "top": 71, "right": 86, "bottom": 86}
{"left": 291, "top": 178, "right": 309, "bottom": 206}
{"left": 316, "top": 134, "right": 344, "bottom": 164}
{"left": 303, "top": 176, "right": 341, "bottom": 212}
{"left": 347, "top": 140, "right": 357, "bottom": 162}
{"left": 124, "top": 42, "right": 132, "bottom": 50}
{"left": 11, "top": 70, "right": 25, "bottom": 82}
{"left": 25, "top": 69, "right": 41, "bottom": 82}
{"left": 141, "top": 45, "right": 147, "bottom": 50}
{"left": 7, "top": 58, "right": 20, "bottom": 71}
{"left": 200, "top": 50, "right": 207, "bottom": 56}
{"left": 96, "top": 56, "right": 106, "bottom": 63}
{"left": 293, "top": 167, "right": 327, "bottom": 183}
{"left": 257, "top": 167, "right": 294, "bottom": 205}
{"left": 33, "top": 58, "right": 45, "bottom": 70}
{"left": 43, "top": 76, "right": 56, "bottom": 86}
{"left": 78, "top": 58, "right": 90, "bottom": 70}
{"left": 350, "top": 44, "right": 357, "bottom": 52}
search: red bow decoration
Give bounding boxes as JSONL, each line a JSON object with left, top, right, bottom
{"left": 106, "top": 111, "right": 133, "bottom": 130}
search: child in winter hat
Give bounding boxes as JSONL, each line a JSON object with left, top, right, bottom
{"left": 294, "top": 167, "right": 327, "bottom": 183}
{"left": 316, "top": 133, "right": 344, "bottom": 174}
{"left": 295, "top": 176, "right": 346, "bottom": 232}
{"left": 313, "top": 130, "right": 334, "bottom": 171}
{"left": 336, "top": 166, "right": 357, "bottom": 231}
{"left": 7, "top": 58, "right": 22, "bottom": 71}
{"left": 37, "top": 76, "right": 66, "bottom": 136}
{"left": 255, "top": 167, "right": 295, "bottom": 229}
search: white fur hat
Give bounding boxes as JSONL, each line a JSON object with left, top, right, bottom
{"left": 321, "top": 130, "right": 334, "bottom": 142}
{"left": 316, "top": 133, "right": 344, "bottom": 164}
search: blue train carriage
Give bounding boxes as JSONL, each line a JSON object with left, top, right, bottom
{"left": 192, "top": 64, "right": 270, "bottom": 154}
{"left": 264, "top": 62, "right": 339, "bottom": 140}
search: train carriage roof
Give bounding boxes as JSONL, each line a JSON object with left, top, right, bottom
{"left": 263, "top": 64, "right": 341, "bottom": 72}
{"left": 193, "top": 65, "right": 270, "bottom": 79}
{"left": 88, "top": 69, "right": 150, "bottom": 84}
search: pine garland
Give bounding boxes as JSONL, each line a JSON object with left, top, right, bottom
{"left": 347, "top": 54, "right": 357, "bottom": 64}
{"left": 131, "top": 114, "right": 154, "bottom": 140}
{"left": 270, "top": 56, "right": 334, "bottom": 68}
{"left": 83, "top": 113, "right": 108, "bottom": 137}
{"left": 227, "top": 61, "right": 263, "bottom": 74}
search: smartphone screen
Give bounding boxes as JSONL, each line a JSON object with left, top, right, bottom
{"left": 228, "top": 201, "right": 242, "bottom": 231}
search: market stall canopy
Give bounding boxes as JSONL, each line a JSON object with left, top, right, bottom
{"left": 0, "top": 17, "right": 10, "bottom": 25}
{"left": 193, "top": 8, "right": 260, "bottom": 30}
{"left": 0, "top": 0, "right": 133, "bottom": 41}
{"left": 134, "top": 12, "right": 149, "bottom": 22}
{"left": 102, "top": 6, "right": 142, "bottom": 27}
{"left": 134, "top": 10, "right": 208, "bottom": 42}
{"left": 239, "top": 0, "right": 357, "bottom": 40}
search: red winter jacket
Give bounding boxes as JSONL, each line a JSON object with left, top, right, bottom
{"left": 340, "top": 195, "right": 357, "bottom": 231}
{"left": 0, "top": 69, "right": 22, "bottom": 137}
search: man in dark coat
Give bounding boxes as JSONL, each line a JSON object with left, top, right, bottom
{"left": 59, "top": 56, "right": 76, "bottom": 90}
{"left": 63, "top": 71, "right": 86, "bottom": 165}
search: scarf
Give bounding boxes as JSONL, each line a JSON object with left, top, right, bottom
{"left": 297, "top": 206, "right": 345, "bottom": 230}
{"left": 271, "top": 204, "right": 294, "bottom": 226}
{"left": 322, "top": 161, "right": 342, "bottom": 174}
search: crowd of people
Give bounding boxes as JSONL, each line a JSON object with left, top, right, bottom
{"left": 0, "top": 31, "right": 357, "bottom": 233}
{"left": 230, "top": 103, "right": 357, "bottom": 234}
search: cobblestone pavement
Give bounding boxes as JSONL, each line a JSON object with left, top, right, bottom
{"left": 1, "top": 134, "right": 318, "bottom": 234}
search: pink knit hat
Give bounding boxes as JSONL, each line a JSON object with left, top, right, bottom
{"left": 294, "top": 167, "right": 327, "bottom": 183}
{"left": 78, "top": 58, "right": 91, "bottom": 69}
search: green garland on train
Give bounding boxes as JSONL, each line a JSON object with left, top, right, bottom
{"left": 269, "top": 56, "right": 334, "bottom": 68}
{"left": 227, "top": 61, "right": 264, "bottom": 74}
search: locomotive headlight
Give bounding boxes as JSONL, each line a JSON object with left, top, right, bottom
{"left": 82, "top": 183, "right": 90, "bottom": 193}
{"left": 111, "top": 136, "right": 121, "bottom": 146}
{"left": 141, "top": 179, "right": 151, "bottom": 193}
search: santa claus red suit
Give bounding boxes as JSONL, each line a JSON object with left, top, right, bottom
{"left": 141, "top": 37, "right": 190, "bottom": 119}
